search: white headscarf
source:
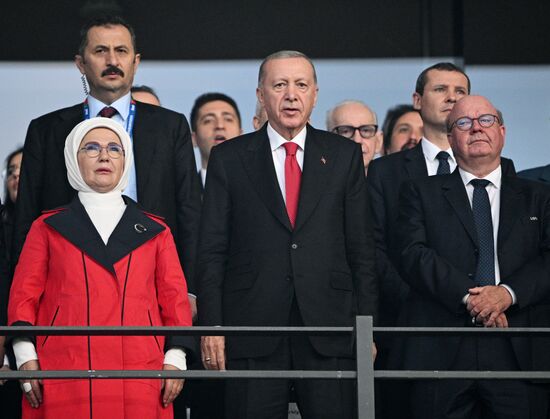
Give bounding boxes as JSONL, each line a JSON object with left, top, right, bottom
{"left": 64, "top": 118, "right": 134, "bottom": 244}
{"left": 64, "top": 117, "right": 133, "bottom": 194}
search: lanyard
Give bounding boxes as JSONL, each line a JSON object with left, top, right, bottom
{"left": 82, "top": 99, "right": 136, "bottom": 138}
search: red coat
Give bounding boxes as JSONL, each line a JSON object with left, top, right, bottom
{"left": 8, "top": 198, "right": 193, "bottom": 419}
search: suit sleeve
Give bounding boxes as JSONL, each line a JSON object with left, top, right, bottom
{"left": 397, "top": 180, "right": 473, "bottom": 313}
{"left": 500, "top": 190, "right": 550, "bottom": 308}
{"left": 173, "top": 115, "right": 202, "bottom": 294}
{"left": 196, "top": 146, "right": 231, "bottom": 326}
{"left": 12, "top": 119, "right": 45, "bottom": 269}
{"left": 346, "top": 145, "right": 378, "bottom": 321}
{"left": 366, "top": 161, "right": 409, "bottom": 316}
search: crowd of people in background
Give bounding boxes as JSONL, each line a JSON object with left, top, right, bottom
{"left": 0, "top": 13, "right": 549, "bottom": 419}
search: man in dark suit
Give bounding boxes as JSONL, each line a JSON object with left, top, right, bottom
{"left": 197, "top": 50, "right": 378, "bottom": 419}
{"left": 519, "top": 164, "right": 550, "bottom": 185}
{"left": 14, "top": 16, "right": 202, "bottom": 306}
{"left": 398, "top": 95, "right": 550, "bottom": 418}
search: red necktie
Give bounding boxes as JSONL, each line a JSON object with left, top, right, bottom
{"left": 98, "top": 106, "right": 117, "bottom": 118}
{"left": 282, "top": 142, "right": 301, "bottom": 228}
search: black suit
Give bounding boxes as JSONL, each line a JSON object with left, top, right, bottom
{"left": 519, "top": 164, "right": 550, "bottom": 185}
{"left": 197, "top": 125, "right": 377, "bottom": 418}
{"left": 14, "top": 101, "right": 202, "bottom": 292}
{"left": 367, "top": 143, "right": 516, "bottom": 419}
{"left": 397, "top": 170, "right": 550, "bottom": 418}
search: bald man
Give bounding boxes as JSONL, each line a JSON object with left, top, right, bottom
{"left": 327, "top": 100, "right": 382, "bottom": 176}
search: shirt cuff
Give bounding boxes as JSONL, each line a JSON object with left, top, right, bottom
{"left": 188, "top": 293, "right": 196, "bottom": 299}
{"left": 164, "top": 348, "right": 187, "bottom": 370}
{"left": 499, "top": 284, "right": 517, "bottom": 305}
{"left": 3, "top": 355, "right": 9, "bottom": 367}
{"left": 13, "top": 338, "right": 38, "bottom": 369}
{"left": 462, "top": 293, "right": 469, "bottom": 305}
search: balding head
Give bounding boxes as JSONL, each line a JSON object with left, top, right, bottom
{"left": 446, "top": 95, "right": 505, "bottom": 176}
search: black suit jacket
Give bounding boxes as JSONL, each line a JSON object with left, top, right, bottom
{"left": 196, "top": 125, "right": 378, "bottom": 359}
{"left": 14, "top": 101, "right": 202, "bottom": 291}
{"left": 396, "top": 170, "right": 550, "bottom": 371}
{"left": 367, "top": 143, "right": 516, "bottom": 327}
{"left": 518, "top": 164, "right": 550, "bottom": 185}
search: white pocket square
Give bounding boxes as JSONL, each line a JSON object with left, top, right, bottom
{"left": 530, "top": 216, "right": 538, "bottom": 221}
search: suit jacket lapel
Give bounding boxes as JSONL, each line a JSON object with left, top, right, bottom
{"left": 443, "top": 171, "right": 478, "bottom": 245}
{"left": 44, "top": 196, "right": 165, "bottom": 274}
{"left": 241, "top": 127, "right": 292, "bottom": 231}
{"left": 404, "top": 143, "right": 428, "bottom": 180}
{"left": 294, "top": 126, "right": 332, "bottom": 232}
{"left": 132, "top": 102, "right": 158, "bottom": 199}
{"left": 56, "top": 104, "right": 84, "bottom": 156}
{"left": 497, "top": 177, "right": 523, "bottom": 248}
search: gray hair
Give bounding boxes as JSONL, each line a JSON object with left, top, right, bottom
{"left": 326, "top": 100, "right": 378, "bottom": 131}
{"left": 258, "top": 50, "right": 317, "bottom": 87}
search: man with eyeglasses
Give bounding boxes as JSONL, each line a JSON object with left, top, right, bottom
{"left": 326, "top": 100, "right": 382, "bottom": 176}
{"left": 365, "top": 62, "right": 517, "bottom": 419}
{"left": 397, "top": 95, "right": 550, "bottom": 418}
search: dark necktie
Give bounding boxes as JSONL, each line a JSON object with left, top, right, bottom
{"left": 471, "top": 179, "right": 495, "bottom": 286}
{"left": 282, "top": 142, "right": 302, "bottom": 228}
{"left": 436, "top": 151, "right": 451, "bottom": 175}
{"left": 98, "top": 106, "right": 118, "bottom": 118}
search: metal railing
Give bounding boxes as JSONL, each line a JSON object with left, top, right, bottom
{"left": 2, "top": 317, "right": 550, "bottom": 418}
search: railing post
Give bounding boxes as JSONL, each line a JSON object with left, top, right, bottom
{"left": 355, "top": 316, "right": 375, "bottom": 419}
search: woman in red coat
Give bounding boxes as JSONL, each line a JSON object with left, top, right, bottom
{"left": 8, "top": 117, "right": 193, "bottom": 419}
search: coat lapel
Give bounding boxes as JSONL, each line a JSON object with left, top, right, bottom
{"left": 443, "top": 171, "right": 478, "bottom": 246}
{"left": 44, "top": 196, "right": 165, "bottom": 274}
{"left": 294, "top": 126, "right": 333, "bottom": 232}
{"left": 497, "top": 177, "right": 523, "bottom": 248}
{"left": 132, "top": 102, "right": 158, "bottom": 200}
{"left": 404, "top": 143, "right": 428, "bottom": 180}
{"left": 241, "top": 127, "right": 292, "bottom": 231}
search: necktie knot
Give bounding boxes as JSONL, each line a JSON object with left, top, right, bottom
{"left": 471, "top": 178, "right": 491, "bottom": 189}
{"left": 99, "top": 106, "right": 118, "bottom": 118}
{"left": 436, "top": 151, "right": 450, "bottom": 162}
{"left": 282, "top": 141, "right": 299, "bottom": 157}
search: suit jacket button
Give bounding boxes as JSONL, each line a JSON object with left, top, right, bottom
{"left": 291, "top": 243, "right": 298, "bottom": 249}
{"left": 468, "top": 273, "right": 474, "bottom": 279}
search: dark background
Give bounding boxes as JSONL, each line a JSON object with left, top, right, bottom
{"left": 2, "top": 0, "right": 548, "bottom": 64}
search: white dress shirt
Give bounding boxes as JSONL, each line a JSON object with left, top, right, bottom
{"left": 421, "top": 137, "right": 457, "bottom": 176}
{"left": 267, "top": 123, "right": 306, "bottom": 202}
{"left": 87, "top": 93, "right": 138, "bottom": 201}
{"left": 458, "top": 165, "right": 516, "bottom": 304}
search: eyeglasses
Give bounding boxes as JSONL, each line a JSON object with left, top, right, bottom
{"left": 449, "top": 114, "right": 500, "bottom": 132}
{"left": 333, "top": 124, "right": 378, "bottom": 139}
{"left": 79, "top": 142, "right": 125, "bottom": 159}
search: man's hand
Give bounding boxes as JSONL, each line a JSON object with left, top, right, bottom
{"left": 20, "top": 360, "right": 42, "bottom": 408}
{"left": 467, "top": 286, "right": 513, "bottom": 327}
{"left": 371, "top": 342, "right": 377, "bottom": 363}
{"left": 201, "top": 336, "right": 225, "bottom": 370}
{"left": 161, "top": 364, "right": 184, "bottom": 408}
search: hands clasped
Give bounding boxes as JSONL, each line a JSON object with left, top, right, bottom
{"left": 466, "top": 285, "right": 513, "bottom": 328}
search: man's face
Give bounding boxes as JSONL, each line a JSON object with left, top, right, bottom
{"left": 447, "top": 96, "right": 505, "bottom": 168}
{"left": 75, "top": 24, "right": 140, "bottom": 99}
{"left": 330, "top": 103, "right": 382, "bottom": 169}
{"left": 387, "top": 111, "right": 423, "bottom": 154}
{"left": 413, "top": 70, "right": 468, "bottom": 131}
{"left": 257, "top": 57, "right": 318, "bottom": 140}
{"left": 192, "top": 100, "right": 242, "bottom": 167}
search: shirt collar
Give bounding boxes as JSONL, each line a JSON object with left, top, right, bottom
{"left": 459, "top": 165, "right": 502, "bottom": 190}
{"left": 267, "top": 123, "right": 307, "bottom": 152}
{"left": 421, "top": 136, "right": 455, "bottom": 162}
{"left": 88, "top": 92, "right": 132, "bottom": 122}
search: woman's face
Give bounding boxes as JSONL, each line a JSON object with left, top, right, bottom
{"left": 6, "top": 152, "right": 22, "bottom": 203}
{"left": 388, "top": 111, "right": 424, "bottom": 154}
{"left": 77, "top": 127, "right": 125, "bottom": 193}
